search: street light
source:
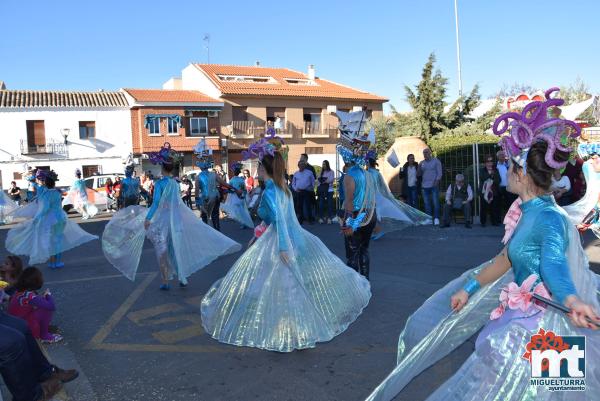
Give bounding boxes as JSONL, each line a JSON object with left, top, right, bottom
{"left": 61, "top": 128, "right": 70, "bottom": 144}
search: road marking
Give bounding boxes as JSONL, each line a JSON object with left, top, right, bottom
{"left": 88, "top": 272, "right": 157, "bottom": 347}
{"left": 127, "top": 303, "right": 184, "bottom": 324}
{"left": 46, "top": 272, "right": 153, "bottom": 285}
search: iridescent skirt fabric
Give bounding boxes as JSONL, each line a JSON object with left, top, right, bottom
{"left": 201, "top": 225, "right": 371, "bottom": 352}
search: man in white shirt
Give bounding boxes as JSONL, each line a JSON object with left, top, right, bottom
{"left": 441, "top": 173, "right": 473, "bottom": 228}
{"left": 292, "top": 161, "right": 316, "bottom": 224}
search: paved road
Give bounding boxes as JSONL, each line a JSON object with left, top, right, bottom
{"left": 1, "top": 213, "right": 599, "bottom": 401}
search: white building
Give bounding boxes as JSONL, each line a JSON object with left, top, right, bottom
{"left": 0, "top": 89, "right": 132, "bottom": 189}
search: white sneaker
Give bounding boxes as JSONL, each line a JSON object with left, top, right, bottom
{"left": 318, "top": 218, "right": 324, "bottom": 224}
{"left": 434, "top": 218, "right": 440, "bottom": 226}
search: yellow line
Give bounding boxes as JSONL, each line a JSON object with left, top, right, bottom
{"left": 46, "top": 272, "right": 153, "bottom": 285}
{"left": 87, "top": 272, "right": 157, "bottom": 346}
{"left": 127, "top": 303, "right": 183, "bottom": 325}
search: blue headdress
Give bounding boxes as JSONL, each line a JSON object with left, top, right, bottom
{"left": 336, "top": 111, "right": 375, "bottom": 166}
{"left": 577, "top": 143, "right": 600, "bottom": 159}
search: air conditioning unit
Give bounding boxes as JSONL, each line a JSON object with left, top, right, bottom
{"left": 326, "top": 105, "right": 337, "bottom": 114}
{"left": 207, "top": 111, "right": 219, "bottom": 118}
{"left": 184, "top": 110, "right": 194, "bottom": 117}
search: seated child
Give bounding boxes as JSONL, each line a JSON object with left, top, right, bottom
{"left": 8, "top": 266, "right": 63, "bottom": 343}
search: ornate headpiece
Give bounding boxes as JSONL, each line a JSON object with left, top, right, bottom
{"left": 577, "top": 143, "right": 600, "bottom": 159}
{"left": 336, "top": 111, "right": 375, "bottom": 166}
{"left": 230, "top": 161, "right": 244, "bottom": 173}
{"left": 148, "top": 142, "right": 182, "bottom": 167}
{"left": 242, "top": 127, "right": 289, "bottom": 161}
{"left": 492, "top": 87, "right": 581, "bottom": 173}
{"left": 193, "top": 139, "right": 214, "bottom": 169}
{"left": 36, "top": 169, "right": 58, "bottom": 182}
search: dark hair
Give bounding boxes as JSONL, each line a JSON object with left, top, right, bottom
{"left": 368, "top": 158, "right": 377, "bottom": 168}
{"left": 261, "top": 153, "right": 290, "bottom": 196}
{"left": 512, "top": 141, "right": 569, "bottom": 191}
{"left": 233, "top": 167, "right": 242, "bottom": 176}
{"left": 321, "top": 160, "right": 331, "bottom": 172}
{"left": 301, "top": 153, "right": 308, "bottom": 159}
{"left": 162, "top": 163, "right": 175, "bottom": 173}
{"left": 485, "top": 154, "right": 495, "bottom": 162}
{"left": 14, "top": 266, "right": 43, "bottom": 292}
{"left": 2, "top": 255, "right": 23, "bottom": 281}
{"left": 45, "top": 176, "right": 56, "bottom": 189}
{"left": 11, "top": 181, "right": 16, "bottom": 185}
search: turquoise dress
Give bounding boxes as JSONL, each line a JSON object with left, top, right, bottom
{"left": 62, "top": 178, "right": 101, "bottom": 218}
{"left": 102, "top": 176, "right": 241, "bottom": 282}
{"left": 221, "top": 176, "right": 254, "bottom": 228}
{"left": 201, "top": 179, "right": 371, "bottom": 352}
{"left": 6, "top": 188, "right": 97, "bottom": 264}
{"left": 367, "top": 168, "right": 431, "bottom": 231}
{"left": 367, "top": 195, "right": 600, "bottom": 401}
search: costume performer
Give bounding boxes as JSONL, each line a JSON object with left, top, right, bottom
{"left": 220, "top": 161, "right": 255, "bottom": 229}
{"left": 102, "top": 143, "right": 241, "bottom": 290}
{"left": 61, "top": 169, "right": 105, "bottom": 219}
{"left": 366, "top": 156, "right": 431, "bottom": 241}
{"left": 366, "top": 88, "right": 600, "bottom": 401}
{"left": 0, "top": 187, "right": 18, "bottom": 224}
{"left": 201, "top": 130, "right": 371, "bottom": 352}
{"left": 119, "top": 156, "right": 141, "bottom": 208}
{"left": 6, "top": 169, "right": 97, "bottom": 268}
{"left": 337, "top": 111, "right": 377, "bottom": 280}
{"left": 194, "top": 139, "right": 238, "bottom": 231}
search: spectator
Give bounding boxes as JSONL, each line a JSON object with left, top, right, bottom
{"left": 142, "top": 174, "right": 154, "bottom": 207}
{"left": 8, "top": 267, "right": 62, "bottom": 343}
{"left": 401, "top": 154, "right": 419, "bottom": 208}
{"left": 1, "top": 310, "right": 80, "bottom": 401}
{"left": 8, "top": 181, "right": 22, "bottom": 205}
{"left": 180, "top": 176, "right": 193, "bottom": 209}
{"left": 292, "top": 161, "right": 316, "bottom": 224}
{"left": 113, "top": 177, "right": 123, "bottom": 210}
{"left": 496, "top": 150, "right": 514, "bottom": 214}
{"left": 418, "top": 148, "right": 442, "bottom": 225}
{"left": 299, "top": 153, "right": 317, "bottom": 218}
{"left": 243, "top": 169, "right": 254, "bottom": 192}
{"left": 441, "top": 173, "right": 473, "bottom": 228}
{"left": 480, "top": 155, "right": 501, "bottom": 227}
{"left": 0, "top": 255, "right": 23, "bottom": 296}
{"left": 563, "top": 156, "right": 584, "bottom": 203}
{"left": 300, "top": 153, "right": 317, "bottom": 178}
{"left": 551, "top": 170, "right": 571, "bottom": 206}
{"left": 317, "top": 160, "right": 335, "bottom": 224}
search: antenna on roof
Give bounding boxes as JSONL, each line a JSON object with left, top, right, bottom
{"left": 203, "top": 34, "right": 210, "bottom": 64}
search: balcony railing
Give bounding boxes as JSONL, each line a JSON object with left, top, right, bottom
{"left": 20, "top": 140, "right": 68, "bottom": 156}
{"left": 230, "top": 121, "right": 300, "bottom": 139}
{"left": 302, "top": 121, "right": 336, "bottom": 138}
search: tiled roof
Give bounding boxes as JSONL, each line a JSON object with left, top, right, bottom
{"left": 0, "top": 89, "right": 128, "bottom": 108}
{"left": 194, "top": 64, "right": 388, "bottom": 102}
{"left": 123, "top": 89, "right": 221, "bottom": 103}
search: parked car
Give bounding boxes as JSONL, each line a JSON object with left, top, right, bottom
{"left": 62, "top": 173, "right": 124, "bottom": 213}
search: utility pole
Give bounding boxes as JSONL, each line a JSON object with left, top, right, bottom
{"left": 203, "top": 34, "right": 210, "bottom": 64}
{"left": 454, "top": 0, "right": 463, "bottom": 98}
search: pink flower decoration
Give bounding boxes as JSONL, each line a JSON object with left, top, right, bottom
{"left": 490, "top": 303, "right": 505, "bottom": 320}
{"left": 254, "top": 222, "right": 267, "bottom": 239}
{"left": 490, "top": 274, "right": 549, "bottom": 320}
{"left": 501, "top": 198, "right": 522, "bottom": 245}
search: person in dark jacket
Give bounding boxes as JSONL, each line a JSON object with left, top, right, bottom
{"left": 400, "top": 154, "right": 420, "bottom": 208}
{"left": 479, "top": 155, "right": 501, "bottom": 226}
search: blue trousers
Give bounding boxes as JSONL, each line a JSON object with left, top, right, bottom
{"left": 0, "top": 312, "right": 53, "bottom": 401}
{"left": 422, "top": 186, "right": 440, "bottom": 220}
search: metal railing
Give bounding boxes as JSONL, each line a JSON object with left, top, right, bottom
{"left": 20, "top": 140, "right": 67, "bottom": 156}
{"left": 302, "top": 121, "right": 336, "bottom": 138}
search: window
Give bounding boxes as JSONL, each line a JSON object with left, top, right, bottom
{"left": 168, "top": 118, "right": 179, "bottom": 134}
{"left": 79, "top": 121, "right": 96, "bottom": 139}
{"left": 26, "top": 120, "right": 46, "bottom": 147}
{"left": 284, "top": 78, "right": 316, "bottom": 86}
{"left": 189, "top": 117, "right": 208, "bottom": 137}
{"left": 217, "top": 75, "right": 275, "bottom": 83}
{"left": 148, "top": 118, "right": 161, "bottom": 135}
{"left": 303, "top": 108, "right": 321, "bottom": 134}
{"left": 304, "top": 147, "right": 323, "bottom": 154}
{"left": 82, "top": 165, "right": 99, "bottom": 177}
{"left": 13, "top": 172, "right": 22, "bottom": 180}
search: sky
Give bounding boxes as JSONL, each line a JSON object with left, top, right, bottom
{"left": 1, "top": 0, "right": 599, "bottom": 113}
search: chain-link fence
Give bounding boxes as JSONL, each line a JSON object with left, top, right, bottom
{"left": 436, "top": 142, "right": 501, "bottom": 220}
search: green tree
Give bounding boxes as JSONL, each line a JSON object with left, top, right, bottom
{"left": 366, "top": 116, "right": 396, "bottom": 157}
{"left": 560, "top": 77, "right": 592, "bottom": 104}
{"left": 405, "top": 53, "right": 448, "bottom": 141}
{"left": 443, "top": 85, "right": 481, "bottom": 129}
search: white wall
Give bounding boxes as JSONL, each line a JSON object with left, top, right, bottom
{"left": 181, "top": 64, "right": 222, "bottom": 100}
{"left": 0, "top": 107, "right": 132, "bottom": 188}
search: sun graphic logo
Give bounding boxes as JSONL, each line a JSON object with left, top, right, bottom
{"left": 524, "top": 328, "right": 586, "bottom": 392}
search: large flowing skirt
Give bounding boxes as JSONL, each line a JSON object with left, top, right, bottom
{"left": 6, "top": 213, "right": 97, "bottom": 264}
{"left": 0, "top": 191, "right": 19, "bottom": 224}
{"left": 201, "top": 224, "right": 371, "bottom": 352}
{"left": 221, "top": 193, "right": 254, "bottom": 228}
{"left": 375, "top": 191, "right": 431, "bottom": 232}
{"left": 366, "top": 227, "right": 600, "bottom": 401}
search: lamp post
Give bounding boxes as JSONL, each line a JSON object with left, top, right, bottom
{"left": 61, "top": 128, "right": 70, "bottom": 145}
{"left": 454, "top": 0, "right": 463, "bottom": 98}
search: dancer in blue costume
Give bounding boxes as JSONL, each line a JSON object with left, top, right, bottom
{"left": 193, "top": 139, "right": 238, "bottom": 231}
{"left": 118, "top": 156, "right": 141, "bottom": 208}
{"left": 366, "top": 157, "right": 431, "bottom": 241}
{"left": 0, "top": 185, "right": 18, "bottom": 224}
{"left": 6, "top": 169, "right": 97, "bottom": 268}
{"left": 62, "top": 169, "right": 104, "bottom": 219}
{"left": 221, "top": 162, "right": 254, "bottom": 229}
{"left": 102, "top": 143, "right": 241, "bottom": 290}
{"left": 367, "top": 88, "right": 600, "bottom": 401}
{"left": 201, "top": 130, "right": 371, "bottom": 352}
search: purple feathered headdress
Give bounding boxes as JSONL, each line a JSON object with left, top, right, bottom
{"left": 492, "top": 87, "right": 581, "bottom": 171}
{"left": 35, "top": 169, "right": 58, "bottom": 182}
{"left": 242, "top": 128, "right": 288, "bottom": 161}
{"left": 148, "top": 142, "right": 182, "bottom": 166}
